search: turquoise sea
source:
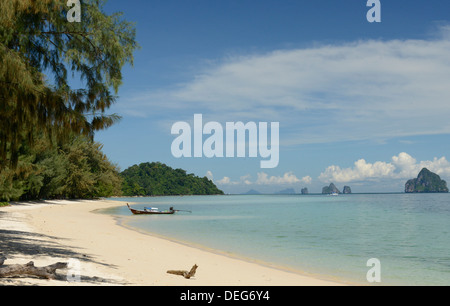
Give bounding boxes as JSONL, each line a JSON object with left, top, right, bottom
{"left": 100, "top": 194, "right": 450, "bottom": 285}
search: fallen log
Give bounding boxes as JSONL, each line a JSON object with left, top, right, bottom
{"left": 167, "top": 264, "right": 198, "bottom": 279}
{"left": 0, "top": 258, "right": 68, "bottom": 280}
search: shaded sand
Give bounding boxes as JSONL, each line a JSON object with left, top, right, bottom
{"left": 0, "top": 200, "right": 345, "bottom": 286}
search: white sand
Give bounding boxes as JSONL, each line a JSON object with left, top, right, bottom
{"left": 0, "top": 200, "right": 345, "bottom": 286}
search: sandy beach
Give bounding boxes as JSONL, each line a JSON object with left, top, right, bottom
{"left": 0, "top": 199, "right": 345, "bottom": 286}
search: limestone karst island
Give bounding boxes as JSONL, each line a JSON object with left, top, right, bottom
{"left": 405, "top": 168, "right": 449, "bottom": 193}
{"left": 321, "top": 183, "right": 352, "bottom": 194}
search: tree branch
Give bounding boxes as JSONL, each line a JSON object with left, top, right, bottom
{"left": 167, "top": 264, "right": 198, "bottom": 279}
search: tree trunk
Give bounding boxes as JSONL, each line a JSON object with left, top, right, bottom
{"left": 0, "top": 258, "right": 68, "bottom": 280}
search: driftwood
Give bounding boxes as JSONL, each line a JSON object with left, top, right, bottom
{"left": 0, "top": 257, "right": 68, "bottom": 280}
{"left": 167, "top": 264, "right": 198, "bottom": 279}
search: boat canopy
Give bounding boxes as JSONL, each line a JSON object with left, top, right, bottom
{"left": 144, "top": 207, "right": 159, "bottom": 211}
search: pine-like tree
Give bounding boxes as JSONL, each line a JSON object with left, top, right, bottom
{"left": 0, "top": 0, "right": 138, "bottom": 168}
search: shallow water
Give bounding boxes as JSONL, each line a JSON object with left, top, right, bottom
{"left": 102, "top": 193, "right": 450, "bottom": 285}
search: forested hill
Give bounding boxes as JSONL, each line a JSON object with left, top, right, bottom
{"left": 121, "top": 162, "right": 224, "bottom": 196}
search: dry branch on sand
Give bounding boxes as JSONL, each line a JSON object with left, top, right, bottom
{"left": 167, "top": 264, "right": 198, "bottom": 279}
{"left": 0, "top": 257, "right": 67, "bottom": 280}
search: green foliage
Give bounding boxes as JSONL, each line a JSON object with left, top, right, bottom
{"left": 0, "top": 0, "right": 138, "bottom": 168}
{"left": 121, "top": 162, "right": 224, "bottom": 196}
{"left": 0, "top": 135, "right": 122, "bottom": 201}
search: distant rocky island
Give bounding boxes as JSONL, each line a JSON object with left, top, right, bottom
{"left": 241, "top": 189, "right": 262, "bottom": 195}
{"left": 322, "top": 183, "right": 340, "bottom": 194}
{"left": 405, "top": 168, "right": 449, "bottom": 193}
{"left": 275, "top": 188, "right": 296, "bottom": 194}
{"left": 322, "top": 183, "right": 352, "bottom": 194}
{"left": 301, "top": 187, "right": 309, "bottom": 195}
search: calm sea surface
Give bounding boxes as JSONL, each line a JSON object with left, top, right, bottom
{"left": 100, "top": 194, "right": 450, "bottom": 285}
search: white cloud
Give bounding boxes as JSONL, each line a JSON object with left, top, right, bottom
{"left": 216, "top": 174, "right": 252, "bottom": 185}
{"left": 255, "top": 172, "right": 301, "bottom": 185}
{"left": 216, "top": 176, "right": 234, "bottom": 185}
{"left": 240, "top": 174, "right": 253, "bottom": 185}
{"left": 319, "top": 159, "right": 395, "bottom": 183}
{"left": 216, "top": 171, "right": 308, "bottom": 186}
{"left": 300, "top": 176, "right": 313, "bottom": 184}
{"left": 121, "top": 27, "right": 450, "bottom": 145}
{"left": 205, "top": 170, "right": 214, "bottom": 181}
{"left": 319, "top": 152, "right": 450, "bottom": 183}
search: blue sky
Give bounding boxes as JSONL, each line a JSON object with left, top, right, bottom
{"left": 95, "top": 0, "right": 450, "bottom": 194}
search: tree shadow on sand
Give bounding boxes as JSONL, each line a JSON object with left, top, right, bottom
{"left": 0, "top": 211, "right": 129, "bottom": 285}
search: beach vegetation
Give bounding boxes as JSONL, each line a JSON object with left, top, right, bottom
{"left": 0, "top": 134, "right": 122, "bottom": 201}
{"left": 0, "top": 0, "right": 137, "bottom": 201}
{"left": 0, "top": 0, "right": 138, "bottom": 169}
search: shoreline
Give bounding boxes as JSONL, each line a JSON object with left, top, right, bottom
{"left": 113, "top": 210, "right": 348, "bottom": 285}
{"left": 0, "top": 199, "right": 346, "bottom": 286}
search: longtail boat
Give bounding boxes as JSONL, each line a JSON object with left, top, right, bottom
{"left": 127, "top": 204, "right": 175, "bottom": 215}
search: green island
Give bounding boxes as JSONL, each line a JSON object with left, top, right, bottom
{"left": 120, "top": 162, "right": 224, "bottom": 196}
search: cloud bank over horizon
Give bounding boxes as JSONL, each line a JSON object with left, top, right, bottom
{"left": 215, "top": 171, "right": 312, "bottom": 187}
{"left": 210, "top": 152, "right": 450, "bottom": 193}
{"left": 319, "top": 152, "right": 450, "bottom": 184}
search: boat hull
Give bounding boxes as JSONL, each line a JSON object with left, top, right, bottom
{"left": 127, "top": 204, "right": 175, "bottom": 215}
